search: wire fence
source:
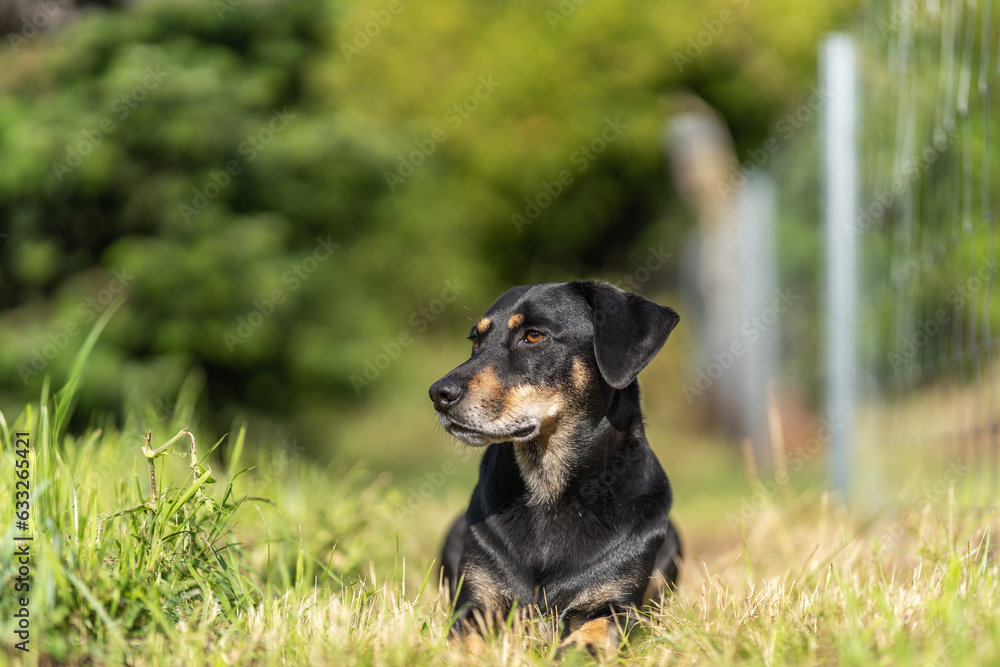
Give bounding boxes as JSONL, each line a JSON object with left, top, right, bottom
{"left": 732, "top": 0, "right": 999, "bottom": 509}
{"left": 851, "top": 0, "right": 999, "bottom": 508}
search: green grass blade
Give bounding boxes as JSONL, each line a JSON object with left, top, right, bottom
{"left": 64, "top": 569, "right": 129, "bottom": 655}
{"left": 53, "top": 295, "right": 126, "bottom": 441}
{"left": 229, "top": 423, "right": 246, "bottom": 472}
{"left": 165, "top": 470, "right": 215, "bottom": 518}
{"left": 0, "top": 406, "right": 9, "bottom": 449}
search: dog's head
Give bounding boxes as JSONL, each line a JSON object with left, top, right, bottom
{"left": 428, "top": 280, "right": 679, "bottom": 447}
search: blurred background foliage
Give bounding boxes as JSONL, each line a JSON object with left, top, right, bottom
{"left": 0, "top": 0, "right": 854, "bottom": 457}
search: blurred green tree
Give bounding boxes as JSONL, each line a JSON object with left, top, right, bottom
{"left": 0, "top": 0, "right": 852, "bottom": 448}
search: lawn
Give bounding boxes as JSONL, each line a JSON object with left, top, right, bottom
{"left": 1, "top": 316, "right": 998, "bottom": 665}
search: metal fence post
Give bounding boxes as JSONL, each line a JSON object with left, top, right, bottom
{"left": 822, "top": 34, "right": 859, "bottom": 500}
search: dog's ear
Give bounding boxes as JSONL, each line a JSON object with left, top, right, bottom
{"left": 569, "top": 280, "right": 680, "bottom": 390}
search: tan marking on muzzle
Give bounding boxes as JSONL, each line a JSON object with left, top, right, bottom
{"left": 504, "top": 384, "right": 564, "bottom": 422}
{"left": 467, "top": 366, "right": 503, "bottom": 415}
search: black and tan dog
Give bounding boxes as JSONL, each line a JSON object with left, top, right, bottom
{"left": 429, "top": 280, "right": 682, "bottom": 655}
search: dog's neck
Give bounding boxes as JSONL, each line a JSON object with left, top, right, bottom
{"left": 514, "top": 417, "right": 587, "bottom": 506}
{"left": 512, "top": 383, "right": 640, "bottom": 506}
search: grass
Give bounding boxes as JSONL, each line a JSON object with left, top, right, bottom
{"left": 1, "top": 320, "right": 999, "bottom": 665}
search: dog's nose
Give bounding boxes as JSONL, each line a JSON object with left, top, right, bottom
{"left": 429, "top": 378, "right": 464, "bottom": 412}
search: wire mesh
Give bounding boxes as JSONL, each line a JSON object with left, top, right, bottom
{"left": 766, "top": 0, "right": 999, "bottom": 508}
{"left": 853, "top": 0, "right": 999, "bottom": 507}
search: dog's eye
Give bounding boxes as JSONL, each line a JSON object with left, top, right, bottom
{"left": 523, "top": 330, "right": 545, "bottom": 344}
{"left": 468, "top": 335, "right": 480, "bottom": 350}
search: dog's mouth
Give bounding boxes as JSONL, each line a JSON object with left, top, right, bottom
{"left": 438, "top": 417, "right": 539, "bottom": 446}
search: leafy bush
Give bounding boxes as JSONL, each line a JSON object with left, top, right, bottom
{"left": 0, "top": 0, "right": 851, "bottom": 447}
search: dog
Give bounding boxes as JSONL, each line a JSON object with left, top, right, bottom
{"left": 428, "top": 280, "right": 682, "bottom": 655}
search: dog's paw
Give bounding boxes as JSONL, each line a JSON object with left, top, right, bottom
{"left": 557, "top": 618, "right": 618, "bottom": 658}
{"left": 448, "top": 628, "right": 488, "bottom": 656}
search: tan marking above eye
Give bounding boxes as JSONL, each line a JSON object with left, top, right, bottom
{"left": 476, "top": 317, "right": 491, "bottom": 333}
{"left": 508, "top": 313, "right": 524, "bottom": 329}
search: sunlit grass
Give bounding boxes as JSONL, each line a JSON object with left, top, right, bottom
{"left": 1, "top": 315, "right": 998, "bottom": 664}
{"left": 2, "top": 404, "right": 998, "bottom": 664}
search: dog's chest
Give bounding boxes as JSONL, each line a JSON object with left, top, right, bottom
{"left": 486, "top": 503, "right": 628, "bottom": 595}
